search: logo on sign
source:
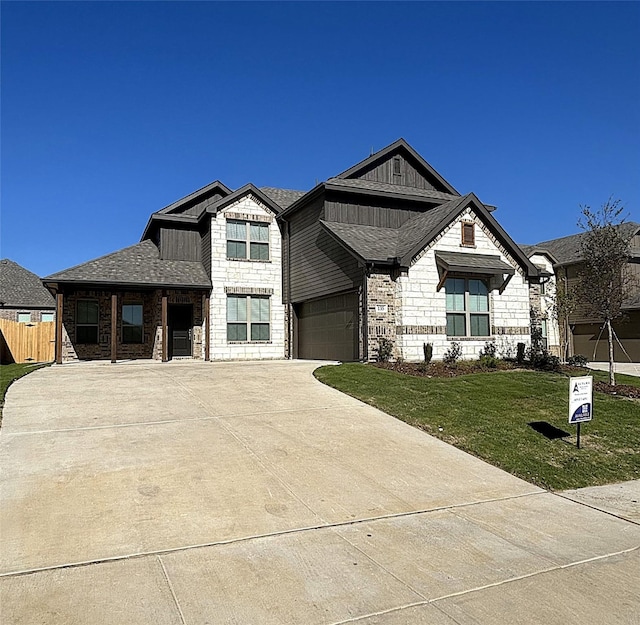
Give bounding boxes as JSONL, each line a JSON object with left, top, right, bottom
{"left": 569, "top": 376, "right": 593, "bottom": 424}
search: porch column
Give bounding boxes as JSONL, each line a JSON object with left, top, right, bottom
{"left": 161, "top": 292, "right": 168, "bottom": 362}
{"left": 55, "top": 292, "right": 64, "bottom": 365}
{"left": 111, "top": 293, "right": 118, "bottom": 363}
{"left": 203, "top": 294, "right": 210, "bottom": 361}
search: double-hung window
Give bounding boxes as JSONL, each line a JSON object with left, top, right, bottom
{"left": 122, "top": 304, "right": 143, "bottom": 343}
{"left": 226, "top": 220, "right": 269, "bottom": 260}
{"left": 77, "top": 300, "right": 99, "bottom": 344}
{"left": 227, "top": 295, "right": 270, "bottom": 342}
{"left": 445, "top": 278, "right": 490, "bottom": 337}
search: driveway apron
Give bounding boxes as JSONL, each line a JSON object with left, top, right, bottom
{"left": 1, "top": 360, "right": 638, "bottom": 624}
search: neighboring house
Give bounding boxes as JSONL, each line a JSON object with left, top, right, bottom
{"left": 0, "top": 259, "right": 56, "bottom": 363}
{"left": 0, "top": 259, "right": 55, "bottom": 322}
{"left": 43, "top": 139, "right": 542, "bottom": 364}
{"left": 522, "top": 222, "right": 640, "bottom": 362}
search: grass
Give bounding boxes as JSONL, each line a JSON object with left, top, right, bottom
{"left": 315, "top": 363, "right": 640, "bottom": 491}
{"left": 0, "top": 362, "right": 48, "bottom": 427}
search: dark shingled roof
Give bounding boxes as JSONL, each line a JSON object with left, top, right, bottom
{"left": 44, "top": 240, "right": 211, "bottom": 288}
{"left": 524, "top": 222, "right": 640, "bottom": 266}
{"left": 326, "top": 177, "right": 460, "bottom": 203}
{"left": 259, "top": 187, "right": 307, "bottom": 209}
{"left": 321, "top": 197, "right": 468, "bottom": 264}
{"left": 320, "top": 221, "right": 400, "bottom": 263}
{"left": 0, "top": 259, "right": 55, "bottom": 308}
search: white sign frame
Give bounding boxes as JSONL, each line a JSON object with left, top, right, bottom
{"left": 569, "top": 376, "right": 593, "bottom": 424}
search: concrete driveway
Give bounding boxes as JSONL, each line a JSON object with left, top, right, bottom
{"left": 1, "top": 360, "right": 638, "bottom": 624}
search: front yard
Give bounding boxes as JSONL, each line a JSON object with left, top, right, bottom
{"left": 315, "top": 363, "right": 640, "bottom": 491}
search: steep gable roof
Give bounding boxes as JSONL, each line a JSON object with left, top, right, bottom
{"left": 210, "top": 184, "right": 285, "bottom": 216}
{"left": 44, "top": 240, "right": 211, "bottom": 289}
{"left": 156, "top": 180, "right": 232, "bottom": 215}
{"left": 334, "top": 138, "right": 460, "bottom": 195}
{"left": 0, "top": 259, "right": 55, "bottom": 308}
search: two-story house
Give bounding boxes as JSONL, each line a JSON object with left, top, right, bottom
{"left": 522, "top": 222, "right": 640, "bottom": 362}
{"left": 44, "top": 139, "right": 542, "bottom": 364}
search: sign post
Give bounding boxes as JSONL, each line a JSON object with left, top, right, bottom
{"left": 569, "top": 376, "right": 593, "bottom": 449}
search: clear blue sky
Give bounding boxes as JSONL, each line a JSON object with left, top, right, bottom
{"left": 2, "top": 1, "right": 639, "bottom": 277}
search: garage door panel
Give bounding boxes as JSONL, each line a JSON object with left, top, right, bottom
{"left": 297, "top": 293, "right": 359, "bottom": 362}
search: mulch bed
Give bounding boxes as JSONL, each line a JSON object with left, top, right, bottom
{"left": 372, "top": 361, "right": 640, "bottom": 399}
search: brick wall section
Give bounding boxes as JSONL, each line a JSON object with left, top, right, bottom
{"left": 366, "top": 270, "right": 398, "bottom": 361}
{"left": 60, "top": 289, "right": 203, "bottom": 362}
{"left": 0, "top": 308, "right": 54, "bottom": 322}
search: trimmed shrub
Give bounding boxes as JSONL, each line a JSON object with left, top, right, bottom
{"left": 567, "top": 354, "right": 589, "bottom": 368}
{"left": 423, "top": 342, "right": 433, "bottom": 364}
{"left": 443, "top": 341, "right": 462, "bottom": 364}
{"left": 377, "top": 337, "right": 394, "bottom": 362}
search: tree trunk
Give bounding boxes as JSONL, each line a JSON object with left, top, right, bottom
{"left": 606, "top": 318, "right": 615, "bottom": 386}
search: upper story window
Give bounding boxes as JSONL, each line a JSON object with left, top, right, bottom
{"left": 41, "top": 312, "right": 54, "bottom": 322}
{"left": 122, "top": 303, "right": 143, "bottom": 343}
{"left": 226, "top": 220, "right": 269, "bottom": 261}
{"left": 77, "top": 300, "right": 99, "bottom": 344}
{"left": 461, "top": 222, "right": 475, "bottom": 247}
{"left": 17, "top": 312, "right": 31, "bottom": 323}
{"left": 445, "top": 277, "right": 490, "bottom": 337}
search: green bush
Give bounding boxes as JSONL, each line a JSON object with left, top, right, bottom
{"left": 443, "top": 341, "right": 462, "bottom": 364}
{"left": 423, "top": 342, "right": 433, "bottom": 364}
{"left": 377, "top": 337, "right": 394, "bottom": 362}
{"left": 567, "top": 354, "right": 589, "bottom": 368}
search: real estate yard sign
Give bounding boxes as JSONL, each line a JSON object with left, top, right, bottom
{"left": 569, "top": 376, "right": 593, "bottom": 448}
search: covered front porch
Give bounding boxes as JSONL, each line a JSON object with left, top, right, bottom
{"left": 47, "top": 286, "right": 211, "bottom": 364}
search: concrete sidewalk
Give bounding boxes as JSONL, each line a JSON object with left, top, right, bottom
{"left": 1, "top": 360, "right": 638, "bottom": 624}
{"left": 589, "top": 361, "right": 640, "bottom": 377}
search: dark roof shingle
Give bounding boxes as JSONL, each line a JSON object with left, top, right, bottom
{"left": 524, "top": 222, "right": 640, "bottom": 265}
{"left": 44, "top": 240, "right": 211, "bottom": 288}
{"left": 259, "top": 187, "right": 307, "bottom": 209}
{"left": 0, "top": 259, "right": 55, "bottom": 308}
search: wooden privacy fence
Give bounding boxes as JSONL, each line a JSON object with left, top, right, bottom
{"left": 0, "top": 319, "right": 55, "bottom": 364}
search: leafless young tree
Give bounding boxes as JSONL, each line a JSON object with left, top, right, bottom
{"left": 577, "top": 198, "right": 633, "bottom": 385}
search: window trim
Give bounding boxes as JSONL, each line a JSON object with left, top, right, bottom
{"left": 40, "top": 312, "right": 55, "bottom": 322}
{"left": 461, "top": 221, "right": 475, "bottom": 247}
{"left": 226, "top": 219, "right": 270, "bottom": 261}
{"left": 121, "top": 302, "right": 144, "bottom": 344}
{"left": 445, "top": 277, "right": 491, "bottom": 338}
{"left": 226, "top": 294, "right": 271, "bottom": 343}
{"left": 76, "top": 300, "right": 99, "bottom": 344}
{"left": 17, "top": 312, "right": 31, "bottom": 323}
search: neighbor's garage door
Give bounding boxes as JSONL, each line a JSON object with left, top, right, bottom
{"left": 572, "top": 313, "right": 640, "bottom": 362}
{"left": 296, "top": 292, "right": 359, "bottom": 361}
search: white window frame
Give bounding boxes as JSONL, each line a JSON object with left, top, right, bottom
{"left": 17, "top": 312, "right": 31, "bottom": 323}
{"left": 41, "top": 312, "right": 54, "bottom": 322}
{"left": 445, "top": 277, "right": 491, "bottom": 338}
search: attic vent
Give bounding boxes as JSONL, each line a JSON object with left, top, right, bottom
{"left": 461, "top": 222, "right": 475, "bottom": 247}
{"left": 393, "top": 156, "right": 401, "bottom": 176}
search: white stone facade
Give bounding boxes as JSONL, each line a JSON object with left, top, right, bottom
{"left": 396, "top": 207, "right": 532, "bottom": 361}
{"left": 208, "top": 193, "right": 286, "bottom": 360}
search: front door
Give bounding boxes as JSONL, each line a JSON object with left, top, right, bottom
{"left": 168, "top": 304, "right": 193, "bottom": 357}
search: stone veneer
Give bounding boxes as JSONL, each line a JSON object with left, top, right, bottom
{"left": 366, "top": 270, "right": 399, "bottom": 361}
{"left": 389, "top": 207, "right": 532, "bottom": 361}
{"left": 209, "top": 193, "right": 286, "bottom": 360}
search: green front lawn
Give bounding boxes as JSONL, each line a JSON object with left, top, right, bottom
{"left": 315, "top": 364, "right": 640, "bottom": 491}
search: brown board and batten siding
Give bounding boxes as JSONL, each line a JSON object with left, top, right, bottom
{"left": 324, "top": 197, "right": 426, "bottom": 228}
{"left": 201, "top": 226, "right": 212, "bottom": 278}
{"left": 159, "top": 228, "right": 201, "bottom": 262}
{"left": 350, "top": 153, "right": 439, "bottom": 190}
{"left": 287, "top": 197, "right": 363, "bottom": 304}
